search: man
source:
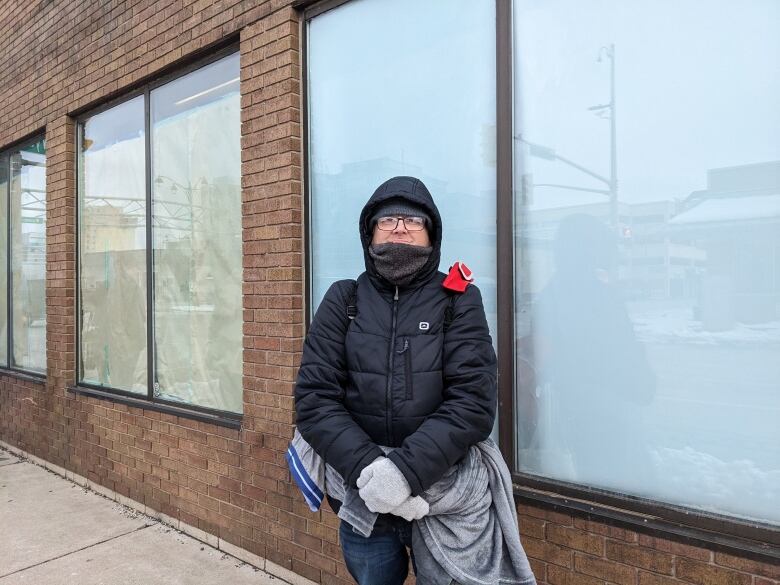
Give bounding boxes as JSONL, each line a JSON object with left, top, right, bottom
{"left": 294, "top": 176, "right": 497, "bottom": 585}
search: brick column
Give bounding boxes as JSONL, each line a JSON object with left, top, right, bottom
{"left": 240, "top": 7, "right": 336, "bottom": 583}
{"left": 45, "top": 115, "right": 77, "bottom": 467}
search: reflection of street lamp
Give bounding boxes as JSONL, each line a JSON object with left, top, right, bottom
{"left": 596, "top": 43, "right": 618, "bottom": 230}
{"left": 153, "top": 175, "right": 210, "bottom": 225}
{"left": 515, "top": 44, "right": 619, "bottom": 230}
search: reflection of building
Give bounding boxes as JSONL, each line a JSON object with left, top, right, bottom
{"left": 623, "top": 200, "right": 705, "bottom": 300}
{"left": 670, "top": 161, "right": 780, "bottom": 329}
{"left": 81, "top": 204, "right": 141, "bottom": 253}
{"left": 518, "top": 200, "right": 705, "bottom": 302}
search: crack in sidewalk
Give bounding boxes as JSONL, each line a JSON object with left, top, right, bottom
{"left": 0, "top": 524, "right": 154, "bottom": 580}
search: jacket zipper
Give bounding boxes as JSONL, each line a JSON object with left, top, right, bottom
{"left": 386, "top": 286, "right": 399, "bottom": 445}
{"left": 403, "top": 338, "right": 412, "bottom": 400}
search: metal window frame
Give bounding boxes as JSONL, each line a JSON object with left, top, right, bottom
{"left": 72, "top": 44, "right": 243, "bottom": 426}
{"left": 300, "top": 10, "right": 312, "bottom": 329}
{"left": 298, "top": 0, "right": 780, "bottom": 562}
{"left": 0, "top": 132, "right": 48, "bottom": 379}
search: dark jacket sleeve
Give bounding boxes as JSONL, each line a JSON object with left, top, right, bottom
{"left": 294, "top": 281, "right": 384, "bottom": 488}
{"left": 387, "top": 284, "right": 497, "bottom": 496}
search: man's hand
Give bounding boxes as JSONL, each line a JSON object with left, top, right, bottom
{"left": 391, "top": 495, "right": 429, "bottom": 521}
{"left": 357, "top": 457, "right": 411, "bottom": 513}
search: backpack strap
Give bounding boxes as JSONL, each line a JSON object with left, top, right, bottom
{"left": 443, "top": 291, "right": 458, "bottom": 333}
{"left": 344, "top": 279, "right": 358, "bottom": 321}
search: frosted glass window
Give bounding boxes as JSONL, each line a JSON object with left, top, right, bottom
{"left": 79, "top": 97, "right": 147, "bottom": 393}
{"left": 151, "top": 53, "right": 242, "bottom": 413}
{"left": 0, "top": 155, "right": 7, "bottom": 366}
{"left": 307, "top": 0, "right": 497, "bottom": 337}
{"left": 77, "top": 53, "right": 241, "bottom": 415}
{"left": 513, "top": 0, "right": 780, "bottom": 525}
{"left": 10, "top": 140, "right": 46, "bottom": 373}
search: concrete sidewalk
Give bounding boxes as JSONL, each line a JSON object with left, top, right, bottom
{"left": 0, "top": 449, "right": 291, "bottom": 585}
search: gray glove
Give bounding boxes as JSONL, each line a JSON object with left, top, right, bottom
{"left": 357, "top": 457, "right": 411, "bottom": 514}
{"left": 391, "top": 495, "right": 429, "bottom": 521}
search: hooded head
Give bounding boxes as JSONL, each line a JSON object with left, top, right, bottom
{"left": 359, "top": 176, "right": 443, "bottom": 290}
{"left": 554, "top": 213, "right": 618, "bottom": 280}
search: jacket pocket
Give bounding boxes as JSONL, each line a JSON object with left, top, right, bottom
{"left": 396, "top": 337, "right": 413, "bottom": 400}
{"left": 403, "top": 338, "right": 413, "bottom": 400}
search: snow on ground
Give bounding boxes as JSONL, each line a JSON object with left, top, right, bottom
{"left": 650, "top": 445, "right": 780, "bottom": 525}
{"left": 631, "top": 306, "right": 780, "bottom": 345}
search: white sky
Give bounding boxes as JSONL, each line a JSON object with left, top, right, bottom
{"left": 514, "top": 0, "right": 780, "bottom": 208}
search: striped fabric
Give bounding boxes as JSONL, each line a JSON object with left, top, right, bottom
{"left": 285, "top": 441, "right": 324, "bottom": 512}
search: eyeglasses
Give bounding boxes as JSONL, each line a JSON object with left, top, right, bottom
{"left": 375, "top": 216, "right": 427, "bottom": 232}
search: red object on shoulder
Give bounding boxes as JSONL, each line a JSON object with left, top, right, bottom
{"left": 442, "top": 261, "right": 474, "bottom": 293}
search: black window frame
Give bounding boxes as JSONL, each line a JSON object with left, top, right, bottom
{"left": 297, "top": 0, "right": 779, "bottom": 563}
{"left": 71, "top": 44, "right": 243, "bottom": 430}
{"left": 0, "top": 132, "right": 48, "bottom": 379}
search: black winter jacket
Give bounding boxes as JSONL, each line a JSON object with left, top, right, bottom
{"left": 294, "top": 176, "right": 497, "bottom": 497}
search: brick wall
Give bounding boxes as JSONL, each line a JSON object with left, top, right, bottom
{"left": 0, "top": 2, "right": 776, "bottom": 584}
{"left": 518, "top": 505, "right": 779, "bottom": 585}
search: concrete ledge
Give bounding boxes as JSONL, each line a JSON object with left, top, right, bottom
{"left": 0, "top": 440, "right": 317, "bottom": 585}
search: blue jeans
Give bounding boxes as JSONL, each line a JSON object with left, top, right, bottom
{"left": 339, "top": 519, "right": 417, "bottom": 585}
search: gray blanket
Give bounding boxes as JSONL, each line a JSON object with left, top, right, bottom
{"left": 288, "top": 431, "right": 536, "bottom": 585}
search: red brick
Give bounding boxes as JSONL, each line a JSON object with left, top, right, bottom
{"left": 574, "top": 553, "right": 636, "bottom": 585}
{"left": 675, "top": 558, "right": 752, "bottom": 585}
{"left": 523, "top": 536, "right": 574, "bottom": 569}
{"left": 547, "top": 524, "right": 604, "bottom": 556}
{"left": 606, "top": 540, "right": 673, "bottom": 574}
{"left": 637, "top": 535, "right": 710, "bottom": 561}
{"left": 713, "top": 552, "right": 780, "bottom": 579}
{"left": 547, "top": 564, "right": 605, "bottom": 585}
{"left": 637, "top": 571, "right": 680, "bottom": 585}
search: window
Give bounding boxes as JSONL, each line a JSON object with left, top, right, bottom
{"left": 512, "top": 0, "right": 780, "bottom": 526}
{"left": 303, "top": 0, "right": 779, "bottom": 547}
{"left": 77, "top": 52, "right": 242, "bottom": 414}
{"left": 0, "top": 138, "right": 47, "bottom": 374}
{"left": 306, "top": 0, "right": 498, "bottom": 335}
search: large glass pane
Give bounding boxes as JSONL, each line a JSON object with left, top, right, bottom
{"left": 513, "top": 0, "right": 780, "bottom": 525}
{"left": 79, "top": 97, "right": 147, "bottom": 393}
{"left": 151, "top": 53, "right": 242, "bottom": 413}
{"left": 307, "top": 0, "right": 497, "bottom": 336}
{"left": 10, "top": 139, "right": 46, "bottom": 372}
{"left": 0, "top": 155, "right": 7, "bottom": 366}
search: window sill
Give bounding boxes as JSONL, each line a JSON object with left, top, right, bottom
{"left": 67, "top": 385, "right": 242, "bottom": 430}
{"left": 0, "top": 368, "right": 46, "bottom": 385}
{"left": 513, "top": 477, "right": 779, "bottom": 564}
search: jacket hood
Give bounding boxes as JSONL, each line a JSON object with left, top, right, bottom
{"left": 359, "top": 176, "right": 442, "bottom": 292}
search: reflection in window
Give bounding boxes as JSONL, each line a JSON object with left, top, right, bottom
{"left": 79, "top": 97, "right": 147, "bottom": 393}
{"left": 307, "top": 0, "right": 497, "bottom": 334}
{"left": 0, "top": 155, "right": 7, "bottom": 366}
{"left": 151, "top": 53, "right": 242, "bottom": 413}
{"left": 513, "top": 1, "right": 780, "bottom": 524}
{"left": 77, "top": 53, "right": 242, "bottom": 414}
{"left": 8, "top": 140, "right": 46, "bottom": 373}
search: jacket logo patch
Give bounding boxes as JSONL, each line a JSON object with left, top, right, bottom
{"left": 419, "top": 322, "right": 430, "bottom": 331}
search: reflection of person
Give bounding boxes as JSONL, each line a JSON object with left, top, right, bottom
{"left": 294, "top": 176, "right": 497, "bottom": 585}
{"left": 532, "top": 214, "right": 655, "bottom": 490}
